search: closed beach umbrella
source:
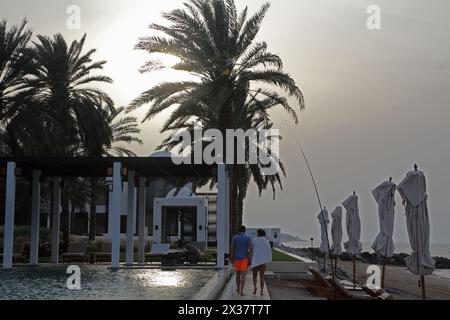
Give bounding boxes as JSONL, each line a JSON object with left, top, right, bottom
{"left": 371, "top": 179, "right": 396, "bottom": 288}
{"left": 331, "top": 206, "right": 343, "bottom": 275}
{"left": 372, "top": 179, "right": 396, "bottom": 258}
{"left": 317, "top": 208, "right": 329, "bottom": 254}
{"left": 342, "top": 193, "right": 362, "bottom": 256}
{"left": 331, "top": 206, "right": 343, "bottom": 256}
{"left": 397, "top": 165, "right": 435, "bottom": 299}
{"left": 342, "top": 193, "right": 362, "bottom": 288}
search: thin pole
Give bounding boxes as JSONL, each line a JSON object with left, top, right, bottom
{"left": 286, "top": 122, "right": 336, "bottom": 299}
{"left": 414, "top": 165, "right": 426, "bottom": 300}
{"left": 353, "top": 256, "right": 356, "bottom": 289}
{"left": 334, "top": 255, "right": 338, "bottom": 274}
{"left": 421, "top": 276, "right": 426, "bottom": 300}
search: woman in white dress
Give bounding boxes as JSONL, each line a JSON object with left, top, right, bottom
{"left": 250, "top": 229, "right": 273, "bottom": 295}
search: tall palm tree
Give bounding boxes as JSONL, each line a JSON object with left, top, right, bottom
{"left": 21, "top": 33, "right": 114, "bottom": 246}
{"left": 0, "top": 19, "right": 32, "bottom": 122}
{"left": 24, "top": 33, "right": 114, "bottom": 155}
{"left": 0, "top": 19, "right": 33, "bottom": 158}
{"left": 128, "top": 0, "right": 304, "bottom": 235}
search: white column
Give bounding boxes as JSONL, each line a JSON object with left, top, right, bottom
{"left": 3, "top": 162, "right": 16, "bottom": 269}
{"left": 51, "top": 177, "right": 61, "bottom": 264}
{"left": 29, "top": 170, "right": 41, "bottom": 265}
{"left": 224, "top": 168, "right": 230, "bottom": 255}
{"left": 106, "top": 177, "right": 113, "bottom": 235}
{"left": 111, "top": 162, "right": 122, "bottom": 269}
{"left": 125, "top": 170, "right": 136, "bottom": 266}
{"left": 216, "top": 163, "right": 226, "bottom": 268}
{"left": 137, "top": 177, "right": 147, "bottom": 264}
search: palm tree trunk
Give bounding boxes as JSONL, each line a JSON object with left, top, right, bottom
{"left": 236, "top": 165, "right": 246, "bottom": 228}
{"left": 230, "top": 165, "right": 240, "bottom": 237}
{"left": 89, "top": 177, "right": 97, "bottom": 241}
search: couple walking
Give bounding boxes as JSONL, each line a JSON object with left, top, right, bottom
{"left": 230, "top": 226, "right": 272, "bottom": 296}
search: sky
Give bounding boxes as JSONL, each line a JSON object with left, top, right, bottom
{"left": 1, "top": 0, "right": 449, "bottom": 247}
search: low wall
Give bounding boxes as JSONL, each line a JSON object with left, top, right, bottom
{"left": 267, "top": 261, "right": 317, "bottom": 274}
{"left": 192, "top": 267, "right": 233, "bottom": 300}
{"left": 268, "top": 248, "right": 318, "bottom": 273}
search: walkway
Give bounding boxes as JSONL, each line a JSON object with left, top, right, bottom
{"left": 220, "top": 272, "right": 271, "bottom": 300}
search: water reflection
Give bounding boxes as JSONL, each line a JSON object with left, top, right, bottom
{"left": 137, "top": 271, "right": 185, "bottom": 287}
{"left": 0, "top": 267, "right": 214, "bottom": 300}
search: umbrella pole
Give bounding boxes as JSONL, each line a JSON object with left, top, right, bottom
{"left": 352, "top": 256, "right": 356, "bottom": 289}
{"left": 323, "top": 252, "right": 326, "bottom": 273}
{"left": 421, "top": 276, "right": 426, "bottom": 300}
{"left": 334, "top": 255, "right": 338, "bottom": 274}
{"left": 381, "top": 261, "right": 386, "bottom": 289}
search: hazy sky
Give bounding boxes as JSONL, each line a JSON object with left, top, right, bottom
{"left": 2, "top": 0, "right": 449, "bottom": 247}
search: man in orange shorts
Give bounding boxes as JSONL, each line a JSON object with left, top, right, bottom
{"left": 230, "top": 226, "right": 253, "bottom": 296}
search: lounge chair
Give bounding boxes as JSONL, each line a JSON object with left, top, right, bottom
{"left": 93, "top": 242, "right": 112, "bottom": 263}
{"left": 361, "top": 285, "right": 395, "bottom": 300}
{"left": 303, "top": 267, "right": 338, "bottom": 298}
{"left": 0, "top": 241, "right": 26, "bottom": 264}
{"left": 145, "top": 243, "right": 170, "bottom": 263}
{"left": 307, "top": 267, "right": 378, "bottom": 300}
{"left": 61, "top": 242, "right": 89, "bottom": 264}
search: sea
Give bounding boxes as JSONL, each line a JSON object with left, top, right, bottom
{"left": 282, "top": 241, "right": 450, "bottom": 279}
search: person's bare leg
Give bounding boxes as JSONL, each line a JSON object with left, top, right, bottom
{"left": 240, "top": 271, "right": 247, "bottom": 296}
{"left": 259, "top": 265, "right": 266, "bottom": 295}
{"left": 252, "top": 268, "right": 258, "bottom": 294}
{"left": 235, "top": 271, "right": 241, "bottom": 295}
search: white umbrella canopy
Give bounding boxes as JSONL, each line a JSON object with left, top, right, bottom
{"left": 342, "top": 194, "right": 362, "bottom": 256}
{"left": 331, "top": 206, "right": 343, "bottom": 256}
{"left": 371, "top": 180, "right": 396, "bottom": 258}
{"left": 317, "top": 208, "right": 329, "bottom": 254}
{"left": 397, "top": 169, "right": 435, "bottom": 276}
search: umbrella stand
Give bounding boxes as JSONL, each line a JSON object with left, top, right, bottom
{"left": 381, "top": 236, "right": 390, "bottom": 289}
{"left": 352, "top": 256, "right": 356, "bottom": 289}
{"left": 381, "top": 259, "right": 386, "bottom": 289}
{"left": 334, "top": 255, "right": 338, "bottom": 275}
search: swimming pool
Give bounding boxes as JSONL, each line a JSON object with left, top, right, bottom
{"left": 0, "top": 266, "right": 216, "bottom": 300}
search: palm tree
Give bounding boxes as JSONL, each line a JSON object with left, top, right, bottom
{"left": 128, "top": 0, "right": 304, "bottom": 235}
{"left": 0, "top": 19, "right": 33, "bottom": 158}
{"left": 21, "top": 33, "right": 114, "bottom": 246}
{"left": 24, "top": 33, "right": 114, "bottom": 154}
{"left": 0, "top": 19, "right": 32, "bottom": 122}
{"left": 159, "top": 89, "right": 286, "bottom": 232}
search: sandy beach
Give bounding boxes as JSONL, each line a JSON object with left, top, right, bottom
{"left": 337, "top": 259, "right": 450, "bottom": 300}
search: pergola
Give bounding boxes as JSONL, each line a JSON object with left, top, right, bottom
{"left": 0, "top": 157, "right": 231, "bottom": 269}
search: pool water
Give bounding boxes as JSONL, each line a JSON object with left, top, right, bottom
{"left": 0, "top": 267, "right": 215, "bottom": 300}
